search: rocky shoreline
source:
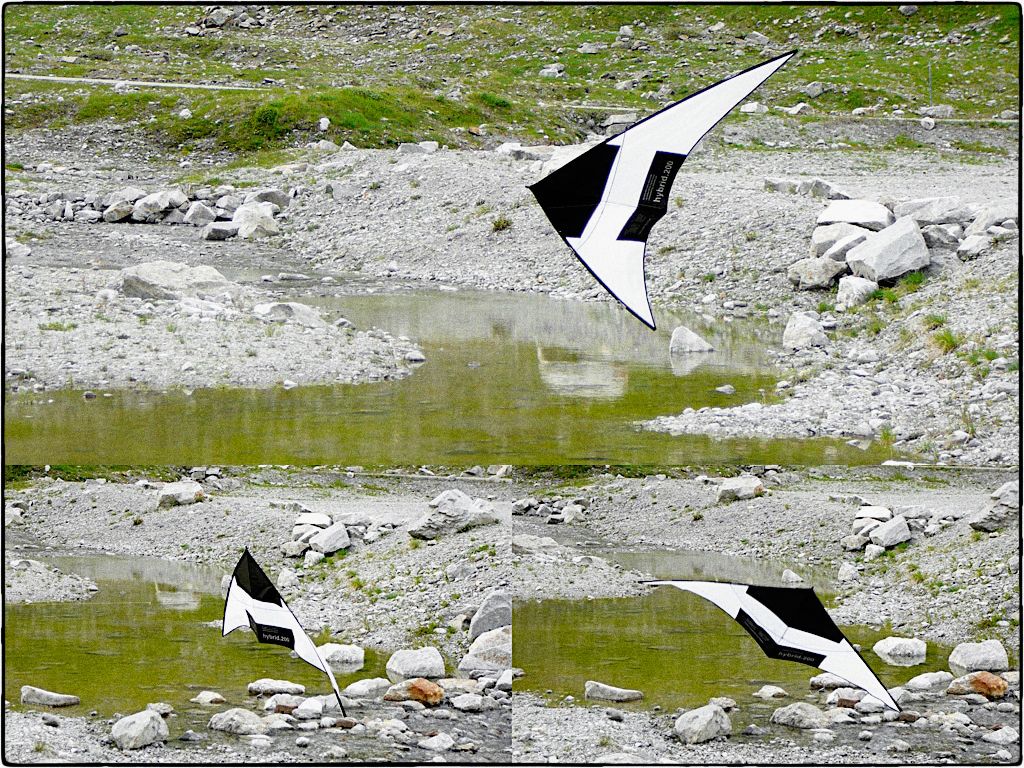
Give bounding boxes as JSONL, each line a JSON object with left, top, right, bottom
{"left": 5, "top": 130, "right": 1018, "bottom": 464}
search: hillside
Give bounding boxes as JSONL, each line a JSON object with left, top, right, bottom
{"left": 3, "top": 4, "right": 1020, "bottom": 159}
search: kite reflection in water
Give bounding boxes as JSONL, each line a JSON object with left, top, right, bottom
{"left": 530, "top": 51, "right": 796, "bottom": 329}
{"left": 643, "top": 579, "right": 901, "bottom": 712}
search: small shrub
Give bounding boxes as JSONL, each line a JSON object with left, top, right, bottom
{"left": 932, "top": 328, "right": 962, "bottom": 353}
{"left": 923, "top": 313, "right": 946, "bottom": 330}
{"left": 38, "top": 321, "right": 77, "bottom": 332}
{"left": 492, "top": 215, "right": 512, "bottom": 232}
{"left": 701, "top": 273, "right": 716, "bottom": 283}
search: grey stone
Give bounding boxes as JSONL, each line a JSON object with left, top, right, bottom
{"left": 201, "top": 222, "right": 240, "bottom": 240}
{"left": 716, "top": 475, "right": 764, "bottom": 502}
{"left": 948, "top": 640, "right": 1009, "bottom": 675}
{"left": 836, "top": 276, "right": 877, "bottom": 308}
{"left": 308, "top": 523, "right": 351, "bottom": 554}
{"left": 817, "top": 200, "right": 895, "bottom": 231}
{"left": 252, "top": 302, "right": 326, "bottom": 329}
{"left": 408, "top": 489, "right": 499, "bottom": 540}
{"left": 469, "top": 588, "right": 511, "bottom": 640}
{"left": 20, "top": 686, "right": 80, "bottom": 707}
{"left": 209, "top": 708, "right": 268, "bottom": 735}
{"left": 157, "top": 479, "right": 204, "bottom": 508}
{"left": 770, "top": 702, "right": 829, "bottom": 729}
{"left": 584, "top": 681, "right": 643, "bottom": 702}
{"left": 674, "top": 704, "right": 731, "bottom": 744}
{"left": 457, "top": 626, "right": 511, "bottom": 674}
{"left": 868, "top": 515, "right": 911, "bottom": 548}
{"left": 669, "top": 326, "right": 714, "bottom": 353}
{"left": 787, "top": 257, "right": 847, "bottom": 289}
{"left": 386, "top": 647, "right": 446, "bottom": 682}
{"left": 111, "top": 710, "right": 168, "bottom": 749}
{"left": 846, "top": 217, "right": 930, "bottom": 282}
{"left": 782, "top": 312, "right": 828, "bottom": 349}
{"left": 121, "top": 261, "right": 233, "bottom": 301}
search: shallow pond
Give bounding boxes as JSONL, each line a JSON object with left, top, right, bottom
{"left": 5, "top": 284, "right": 894, "bottom": 466}
{"left": 512, "top": 549, "right": 954, "bottom": 720}
{"left": 4, "top": 554, "right": 388, "bottom": 732}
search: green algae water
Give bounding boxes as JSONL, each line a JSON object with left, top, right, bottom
{"left": 4, "top": 286, "right": 895, "bottom": 466}
{"left": 4, "top": 555, "right": 389, "bottom": 733}
{"left": 512, "top": 550, "right": 955, "bottom": 720}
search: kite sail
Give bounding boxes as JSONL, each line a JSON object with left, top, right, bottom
{"left": 643, "top": 579, "right": 900, "bottom": 712}
{"left": 529, "top": 51, "right": 796, "bottom": 329}
{"left": 223, "top": 548, "right": 346, "bottom": 716}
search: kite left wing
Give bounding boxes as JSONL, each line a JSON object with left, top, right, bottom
{"left": 530, "top": 51, "right": 795, "bottom": 329}
{"left": 223, "top": 548, "right": 347, "bottom": 715}
{"left": 644, "top": 579, "right": 900, "bottom": 712}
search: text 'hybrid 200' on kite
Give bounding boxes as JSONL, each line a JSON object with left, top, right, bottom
{"left": 529, "top": 51, "right": 795, "bottom": 330}
{"left": 644, "top": 579, "right": 901, "bottom": 712}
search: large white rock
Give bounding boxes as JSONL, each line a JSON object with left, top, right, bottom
{"left": 782, "top": 312, "right": 828, "bottom": 349}
{"left": 111, "top": 709, "right": 168, "bottom": 749}
{"left": 752, "top": 685, "right": 788, "bottom": 699}
{"left": 131, "top": 190, "right": 187, "bottom": 222}
{"left": 957, "top": 234, "right": 991, "bottom": 260}
{"left": 232, "top": 201, "right": 280, "bottom": 239}
{"left": 386, "top": 647, "right": 446, "bottom": 682}
{"left": 948, "top": 640, "right": 1010, "bottom": 675}
{"left": 787, "top": 257, "right": 847, "bottom": 289}
{"left": 846, "top": 217, "right": 930, "bottom": 282}
{"left": 964, "top": 199, "right": 1018, "bottom": 236}
{"left": 252, "top": 302, "right": 327, "bottom": 329}
{"left": 836, "top": 276, "right": 878, "bottom": 308}
{"left": 247, "top": 678, "right": 305, "bottom": 696}
{"left": 669, "top": 326, "right": 714, "bottom": 353}
{"left": 105, "top": 186, "right": 148, "bottom": 207}
{"left": 770, "top": 702, "right": 829, "bottom": 729}
{"left": 674, "top": 703, "right": 731, "bottom": 744}
{"left": 817, "top": 200, "right": 894, "bottom": 231}
{"left": 868, "top": 515, "right": 911, "bottom": 548}
{"left": 716, "top": 475, "right": 764, "bottom": 502}
{"left": 893, "top": 196, "right": 974, "bottom": 225}
{"left": 20, "top": 685, "right": 80, "bottom": 707}
{"left": 183, "top": 201, "right": 217, "bottom": 227}
{"left": 308, "top": 522, "right": 351, "bottom": 554}
{"left": 873, "top": 636, "right": 927, "bottom": 664}
{"left": 468, "top": 588, "right": 511, "bottom": 640}
{"left": 903, "top": 671, "right": 953, "bottom": 691}
{"left": 408, "top": 489, "right": 499, "bottom": 540}
{"left": 341, "top": 677, "right": 391, "bottom": 698}
{"left": 822, "top": 231, "right": 869, "bottom": 261}
{"left": 120, "top": 261, "right": 233, "bottom": 301}
{"left": 457, "top": 625, "right": 511, "bottom": 674}
{"left": 317, "top": 643, "right": 364, "bottom": 669}
{"left": 157, "top": 479, "right": 204, "bottom": 508}
{"left": 810, "top": 222, "right": 871, "bottom": 256}
{"left": 584, "top": 681, "right": 643, "bottom": 702}
{"left": 209, "top": 707, "right": 268, "bottom": 735}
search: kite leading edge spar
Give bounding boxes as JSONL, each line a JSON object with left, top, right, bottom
{"left": 529, "top": 51, "right": 796, "bottom": 329}
{"left": 644, "top": 579, "right": 901, "bottom": 712}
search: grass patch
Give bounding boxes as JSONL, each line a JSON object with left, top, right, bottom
{"left": 492, "top": 215, "right": 513, "bottom": 232}
{"left": 923, "top": 313, "right": 947, "bottom": 330}
{"left": 932, "top": 328, "right": 962, "bottom": 354}
{"left": 37, "top": 321, "right": 77, "bottom": 332}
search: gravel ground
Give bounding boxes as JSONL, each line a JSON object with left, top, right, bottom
{"left": 512, "top": 690, "right": 1019, "bottom": 765}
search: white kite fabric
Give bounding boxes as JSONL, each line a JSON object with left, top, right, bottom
{"left": 530, "top": 51, "right": 795, "bottom": 329}
{"left": 223, "top": 549, "right": 345, "bottom": 712}
{"left": 646, "top": 579, "right": 900, "bottom": 712}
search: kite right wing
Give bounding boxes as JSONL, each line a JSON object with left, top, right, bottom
{"left": 223, "top": 548, "right": 346, "bottom": 715}
{"left": 644, "top": 579, "right": 900, "bottom": 712}
{"left": 530, "top": 51, "right": 796, "bottom": 329}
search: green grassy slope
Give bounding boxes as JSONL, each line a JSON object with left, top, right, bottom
{"left": 3, "top": 3, "right": 1020, "bottom": 155}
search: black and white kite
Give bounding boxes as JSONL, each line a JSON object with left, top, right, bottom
{"left": 530, "top": 52, "right": 795, "bottom": 329}
{"left": 643, "top": 579, "right": 900, "bottom": 712}
{"left": 223, "top": 548, "right": 346, "bottom": 715}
